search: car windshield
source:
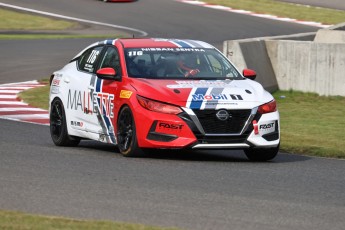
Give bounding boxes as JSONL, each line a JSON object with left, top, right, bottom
{"left": 124, "top": 48, "right": 243, "bottom": 80}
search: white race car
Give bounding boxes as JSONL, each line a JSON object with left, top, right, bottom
{"left": 49, "top": 38, "right": 280, "bottom": 161}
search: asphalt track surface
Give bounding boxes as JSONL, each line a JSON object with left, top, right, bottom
{"left": 1, "top": 0, "right": 345, "bottom": 230}
{"left": 277, "top": 0, "right": 345, "bottom": 11}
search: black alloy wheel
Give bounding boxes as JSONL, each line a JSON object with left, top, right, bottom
{"left": 50, "top": 98, "right": 80, "bottom": 146}
{"left": 117, "top": 106, "right": 143, "bottom": 157}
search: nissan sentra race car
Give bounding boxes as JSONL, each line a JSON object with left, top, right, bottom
{"left": 49, "top": 38, "right": 280, "bottom": 161}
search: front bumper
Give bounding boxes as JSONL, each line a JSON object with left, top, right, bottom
{"left": 136, "top": 106, "right": 280, "bottom": 150}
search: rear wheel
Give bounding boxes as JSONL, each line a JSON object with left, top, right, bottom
{"left": 244, "top": 144, "right": 279, "bottom": 161}
{"left": 50, "top": 98, "right": 80, "bottom": 147}
{"left": 117, "top": 106, "right": 144, "bottom": 157}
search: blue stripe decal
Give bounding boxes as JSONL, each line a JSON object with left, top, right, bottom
{"left": 96, "top": 78, "right": 102, "bottom": 92}
{"left": 106, "top": 40, "right": 114, "bottom": 45}
{"left": 190, "top": 88, "right": 208, "bottom": 109}
{"left": 95, "top": 78, "right": 115, "bottom": 143}
{"left": 174, "top": 40, "right": 192, "bottom": 48}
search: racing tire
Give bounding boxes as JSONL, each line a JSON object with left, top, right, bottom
{"left": 244, "top": 144, "right": 279, "bottom": 162}
{"left": 50, "top": 98, "right": 80, "bottom": 147}
{"left": 117, "top": 106, "right": 144, "bottom": 157}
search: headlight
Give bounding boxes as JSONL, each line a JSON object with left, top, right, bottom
{"left": 258, "top": 100, "right": 277, "bottom": 114}
{"left": 137, "top": 95, "right": 183, "bottom": 115}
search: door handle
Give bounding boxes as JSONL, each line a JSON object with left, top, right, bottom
{"left": 63, "top": 77, "right": 70, "bottom": 83}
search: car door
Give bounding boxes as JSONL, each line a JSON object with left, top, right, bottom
{"left": 64, "top": 45, "right": 104, "bottom": 138}
{"left": 87, "top": 46, "right": 121, "bottom": 144}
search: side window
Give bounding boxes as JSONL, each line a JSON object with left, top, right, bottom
{"left": 206, "top": 54, "right": 223, "bottom": 75}
{"left": 98, "top": 47, "right": 121, "bottom": 76}
{"left": 78, "top": 46, "right": 103, "bottom": 73}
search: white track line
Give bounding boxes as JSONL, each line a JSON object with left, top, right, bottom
{"left": 0, "top": 114, "right": 49, "bottom": 119}
{"left": 177, "top": 0, "right": 332, "bottom": 28}
{"left": 0, "top": 80, "right": 50, "bottom": 125}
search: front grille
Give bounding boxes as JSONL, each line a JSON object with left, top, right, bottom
{"left": 195, "top": 134, "right": 249, "bottom": 144}
{"left": 192, "top": 109, "right": 252, "bottom": 134}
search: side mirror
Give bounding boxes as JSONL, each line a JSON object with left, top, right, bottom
{"left": 243, "top": 69, "right": 256, "bottom": 80}
{"left": 96, "top": 68, "right": 120, "bottom": 81}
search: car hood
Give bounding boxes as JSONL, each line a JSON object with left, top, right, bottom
{"left": 130, "top": 78, "right": 273, "bottom": 109}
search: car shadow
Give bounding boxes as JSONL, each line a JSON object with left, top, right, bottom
{"left": 77, "top": 141, "right": 311, "bottom": 164}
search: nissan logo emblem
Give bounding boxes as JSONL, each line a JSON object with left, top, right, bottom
{"left": 216, "top": 110, "right": 230, "bottom": 121}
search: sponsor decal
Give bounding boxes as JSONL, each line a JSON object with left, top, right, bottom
{"left": 167, "top": 80, "right": 232, "bottom": 89}
{"left": 156, "top": 121, "right": 184, "bottom": 135}
{"left": 140, "top": 48, "right": 205, "bottom": 52}
{"left": 51, "top": 75, "right": 62, "bottom": 94}
{"left": 94, "top": 78, "right": 116, "bottom": 144}
{"left": 120, "top": 90, "right": 133, "bottom": 99}
{"left": 258, "top": 121, "right": 276, "bottom": 135}
{"left": 50, "top": 86, "right": 59, "bottom": 94}
{"left": 158, "top": 122, "right": 184, "bottom": 130}
{"left": 192, "top": 94, "right": 243, "bottom": 101}
{"left": 52, "top": 79, "right": 60, "bottom": 86}
{"left": 67, "top": 89, "right": 114, "bottom": 118}
{"left": 71, "top": 121, "right": 83, "bottom": 127}
{"left": 260, "top": 123, "right": 275, "bottom": 130}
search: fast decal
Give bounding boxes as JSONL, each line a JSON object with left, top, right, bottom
{"left": 157, "top": 122, "right": 184, "bottom": 130}
{"left": 120, "top": 90, "right": 133, "bottom": 99}
{"left": 156, "top": 121, "right": 184, "bottom": 135}
{"left": 259, "top": 121, "right": 276, "bottom": 135}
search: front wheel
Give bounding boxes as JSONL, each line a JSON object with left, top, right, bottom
{"left": 50, "top": 98, "right": 80, "bottom": 147}
{"left": 244, "top": 144, "right": 279, "bottom": 162}
{"left": 117, "top": 106, "right": 144, "bottom": 157}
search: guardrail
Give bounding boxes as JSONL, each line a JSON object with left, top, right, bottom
{"left": 223, "top": 22, "right": 345, "bottom": 96}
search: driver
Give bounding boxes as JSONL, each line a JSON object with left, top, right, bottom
{"left": 177, "top": 54, "right": 200, "bottom": 77}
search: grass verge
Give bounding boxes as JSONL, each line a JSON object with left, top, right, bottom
{"left": 200, "top": 0, "right": 345, "bottom": 25}
{"left": 0, "top": 8, "right": 76, "bottom": 30}
{"left": 20, "top": 83, "right": 345, "bottom": 159}
{"left": 0, "top": 210, "right": 178, "bottom": 230}
{"left": 18, "top": 79, "right": 50, "bottom": 110}
{"left": 273, "top": 90, "right": 345, "bottom": 158}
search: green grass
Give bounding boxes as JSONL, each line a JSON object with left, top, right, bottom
{"left": 0, "top": 8, "right": 122, "bottom": 39}
{"left": 0, "top": 210, "right": 179, "bottom": 230}
{"left": 18, "top": 79, "right": 50, "bottom": 110}
{"left": 202, "top": 0, "right": 345, "bottom": 25}
{"left": 0, "top": 8, "right": 76, "bottom": 30}
{"left": 273, "top": 91, "right": 345, "bottom": 158}
{"left": 20, "top": 84, "right": 345, "bottom": 159}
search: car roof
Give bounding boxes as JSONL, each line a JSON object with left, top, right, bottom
{"left": 73, "top": 38, "right": 215, "bottom": 60}
{"left": 116, "top": 38, "right": 215, "bottom": 49}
